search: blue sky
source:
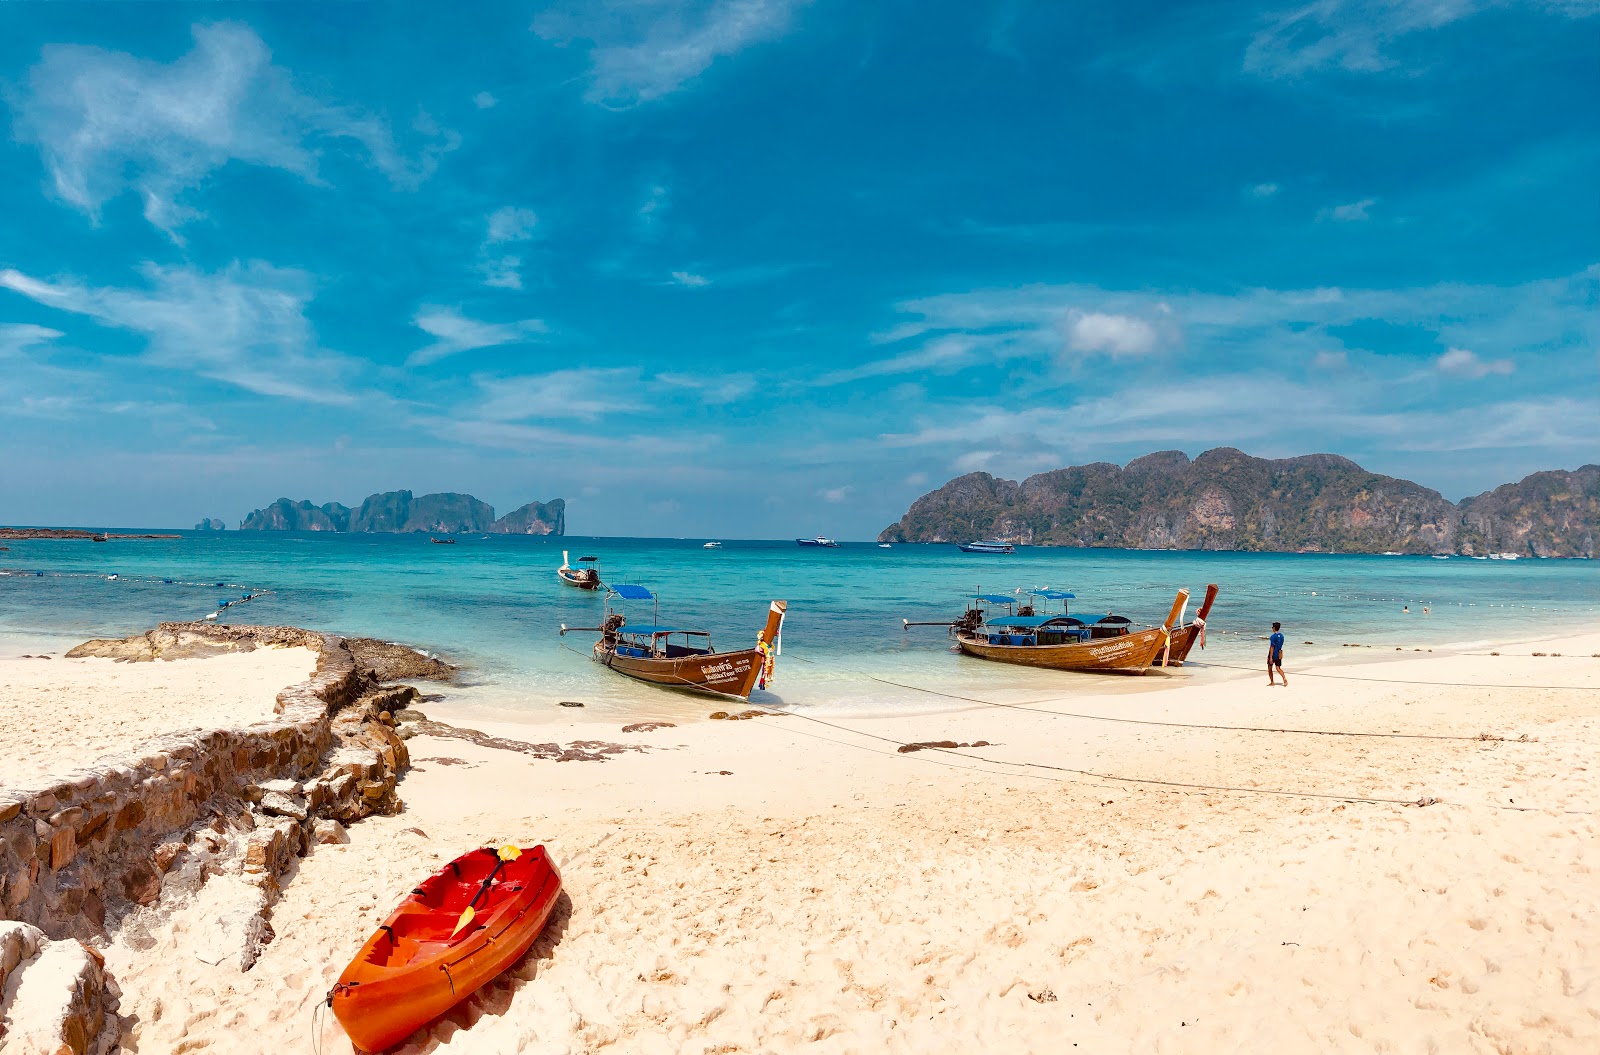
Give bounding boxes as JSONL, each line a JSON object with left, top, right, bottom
{"left": 1, "top": 1, "right": 1596, "bottom": 536}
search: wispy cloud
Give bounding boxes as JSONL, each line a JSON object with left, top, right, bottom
{"left": 0, "top": 262, "right": 356, "bottom": 403}
{"left": 1249, "top": 182, "right": 1280, "bottom": 198}
{"left": 0, "top": 322, "right": 63, "bottom": 357}
{"left": 1436, "top": 346, "right": 1514, "bottom": 378}
{"left": 669, "top": 270, "right": 711, "bottom": 287}
{"left": 1244, "top": 0, "right": 1599, "bottom": 78}
{"left": 1320, "top": 197, "right": 1376, "bottom": 222}
{"left": 408, "top": 307, "right": 546, "bottom": 367}
{"left": 818, "top": 485, "right": 852, "bottom": 503}
{"left": 11, "top": 23, "right": 456, "bottom": 240}
{"left": 473, "top": 91, "right": 498, "bottom": 109}
{"left": 657, "top": 372, "right": 756, "bottom": 403}
{"left": 533, "top": 0, "right": 808, "bottom": 107}
{"left": 471, "top": 368, "right": 637, "bottom": 421}
{"left": 477, "top": 205, "right": 539, "bottom": 289}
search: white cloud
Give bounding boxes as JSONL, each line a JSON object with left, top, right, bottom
{"left": 408, "top": 307, "right": 546, "bottom": 367}
{"left": 0, "top": 262, "right": 356, "bottom": 403}
{"left": 472, "top": 368, "right": 636, "bottom": 421}
{"left": 1320, "top": 197, "right": 1376, "bottom": 222}
{"left": 1436, "top": 347, "right": 1514, "bottom": 378}
{"left": 473, "top": 91, "right": 498, "bottom": 109}
{"left": 1313, "top": 349, "right": 1349, "bottom": 368}
{"left": 1250, "top": 182, "right": 1280, "bottom": 197}
{"left": 904, "top": 472, "right": 929, "bottom": 487}
{"left": 1244, "top": 0, "right": 1599, "bottom": 78}
{"left": 486, "top": 206, "right": 538, "bottom": 244}
{"left": 0, "top": 323, "right": 63, "bottom": 357}
{"left": 818, "top": 485, "right": 852, "bottom": 503}
{"left": 669, "top": 270, "right": 710, "bottom": 287}
{"left": 12, "top": 23, "right": 456, "bottom": 239}
{"left": 1064, "top": 310, "right": 1162, "bottom": 357}
{"left": 478, "top": 206, "right": 539, "bottom": 289}
{"left": 533, "top": 0, "right": 808, "bottom": 106}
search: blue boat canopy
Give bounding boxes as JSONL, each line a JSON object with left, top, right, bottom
{"left": 610, "top": 583, "right": 654, "bottom": 600}
{"left": 976, "top": 593, "right": 1021, "bottom": 604}
{"left": 1035, "top": 590, "right": 1076, "bottom": 600}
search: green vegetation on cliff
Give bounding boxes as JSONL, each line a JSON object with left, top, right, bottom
{"left": 880, "top": 450, "right": 1597, "bottom": 557}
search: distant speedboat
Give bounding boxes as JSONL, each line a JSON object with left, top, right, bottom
{"left": 796, "top": 536, "right": 839, "bottom": 548}
{"left": 1380, "top": 551, "right": 1403, "bottom": 557}
{"left": 703, "top": 541, "right": 722, "bottom": 549}
{"left": 878, "top": 543, "right": 891, "bottom": 549}
{"left": 1431, "top": 554, "right": 1451, "bottom": 560}
{"left": 958, "top": 539, "right": 1014, "bottom": 554}
{"left": 430, "top": 537, "right": 456, "bottom": 545}
{"left": 1497, "top": 552, "right": 1520, "bottom": 561}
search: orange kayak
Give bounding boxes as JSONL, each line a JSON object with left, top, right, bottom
{"left": 329, "top": 844, "right": 562, "bottom": 1052}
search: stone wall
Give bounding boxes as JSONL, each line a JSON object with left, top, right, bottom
{"left": 0, "top": 624, "right": 394, "bottom": 943}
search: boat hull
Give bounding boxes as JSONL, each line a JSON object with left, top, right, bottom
{"left": 557, "top": 568, "right": 601, "bottom": 590}
{"left": 595, "top": 642, "right": 765, "bottom": 699}
{"left": 955, "top": 624, "right": 1171, "bottom": 674}
{"left": 331, "top": 845, "right": 562, "bottom": 1052}
{"left": 1162, "top": 584, "right": 1219, "bottom": 666}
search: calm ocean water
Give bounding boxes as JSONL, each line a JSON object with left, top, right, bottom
{"left": 2, "top": 533, "right": 1596, "bottom": 722}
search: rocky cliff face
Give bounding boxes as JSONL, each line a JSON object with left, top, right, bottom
{"left": 490, "top": 499, "right": 565, "bottom": 535}
{"left": 194, "top": 518, "right": 227, "bottom": 531}
{"left": 1457, "top": 465, "right": 1598, "bottom": 558}
{"left": 239, "top": 499, "right": 351, "bottom": 531}
{"left": 881, "top": 450, "right": 1595, "bottom": 556}
{"left": 240, "top": 491, "right": 563, "bottom": 535}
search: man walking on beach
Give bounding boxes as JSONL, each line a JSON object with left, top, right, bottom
{"left": 1268, "top": 621, "right": 1287, "bottom": 686}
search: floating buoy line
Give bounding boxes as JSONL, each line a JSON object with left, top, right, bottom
{"left": 0, "top": 566, "right": 273, "bottom": 622}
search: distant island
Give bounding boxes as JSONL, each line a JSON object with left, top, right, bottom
{"left": 879, "top": 449, "right": 1598, "bottom": 558}
{"left": 195, "top": 518, "right": 227, "bottom": 531}
{"left": 240, "top": 491, "right": 564, "bottom": 535}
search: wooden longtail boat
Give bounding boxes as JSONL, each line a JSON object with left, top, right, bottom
{"left": 329, "top": 844, "right": 562, "bottom": 1053}
{"left": 561, "top": 584, "right": 786, "bottom": 700}
{"left": 909, "top": 589, "right": 1190, "bottom": 675}
{"left": 556, "top": 551, "right": 602, "bottom": 590}
{"left": 1163, "top": 583, "right": 1218, "bottom": 666}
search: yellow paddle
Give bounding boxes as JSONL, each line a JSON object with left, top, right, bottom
{"left": 451, "top": 844, "right": 522, "bottom": 937}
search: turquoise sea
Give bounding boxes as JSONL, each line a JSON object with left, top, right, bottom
{"left": 2, "top": 533, "right": 1596, "bottom": 722}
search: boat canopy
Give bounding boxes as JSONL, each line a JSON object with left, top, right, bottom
{"left": 975, "top": 594, "right": 1021, "bottom": 604}
{"left": 1035, "top": 590, "right": 1076, "bottom": 600}
{"left": 1059, "top": 614, "right": 1130, "bottom": 626}
{"left": 610, "top": 583, "right": 654, "bottom": 600}
{"left": 578, "top": 555, "right": 599, "bottom": 562}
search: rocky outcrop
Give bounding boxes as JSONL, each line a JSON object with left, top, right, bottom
{"left": 240, "top": 490, "right": 563, "bottom": 534}
{"left": 193, "top": 518, "right": 227, "bottom": 531}
{"left": 344, "top": 638, "right": 458, "bottom": 682}
{"left": 0, "top": 922, "right": 119, "bottom": 1055}
{"left": 490, "top": 498, "right": 565, "bottom": 535}
{"left": 4, "top": 625, "right": 411, "bottom": 947}
{"left": 1457, "top": 465, "right": 1598, "bottom": 558}
{"left": 881, "top": 448, "right": 1588, "bottom": 554}
{"left": 239, "top": 499, "right": 351, "bottom": 531}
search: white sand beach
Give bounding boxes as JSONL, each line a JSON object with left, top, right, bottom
{"left": 0, "top": 648, "right": 315, "bottom": 789}
{"left": 43, "top": 631, "right": 1588, "bottom": 1054}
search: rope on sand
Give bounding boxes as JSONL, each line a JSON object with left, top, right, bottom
{"left": 1184, "top": 659, "right": 1600, "bottom": 692}
{"left": 783, "top": 654, "right": 1522, "bottom": 741}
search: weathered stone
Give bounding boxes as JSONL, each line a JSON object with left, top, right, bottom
{"left": 258, "top": 778, "right": 302, "bottom": 795}
{"left": 258, "top": 791, "right": 309, "bottom": 821}
{"left": 0, "top": 796, "right": 24, "bottom": 824}
{"left": 123, "top": 859, "right": 163, "bottom": 905}
{"left": 312, "top": 819, "right": 348, "bottom": 845}
{"left": 153, "top": 841, "right": 186, "bottom": 873}
{"left": 114, "top": 801, "right": 146, "bottom": 830}
{"left": 50, "top": 826, "right": 77, "bottom": 870}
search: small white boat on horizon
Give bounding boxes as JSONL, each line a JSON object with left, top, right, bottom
{"left": 703, "top": 541, "right": 722, "bottom": 549}
{"left": 958, "top": 539, "right": 1015, "bottom": 554}
{"left": 796, "top": 536, "right": 840, "bottom": 548}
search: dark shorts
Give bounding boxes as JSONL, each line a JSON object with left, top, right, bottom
{"left": 1269, "top": 651, "right": 1283, "bottom": 666}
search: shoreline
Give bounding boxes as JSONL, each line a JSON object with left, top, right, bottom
{"left": 1, "top": 621, "right": 1596, "bottom": 1052}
